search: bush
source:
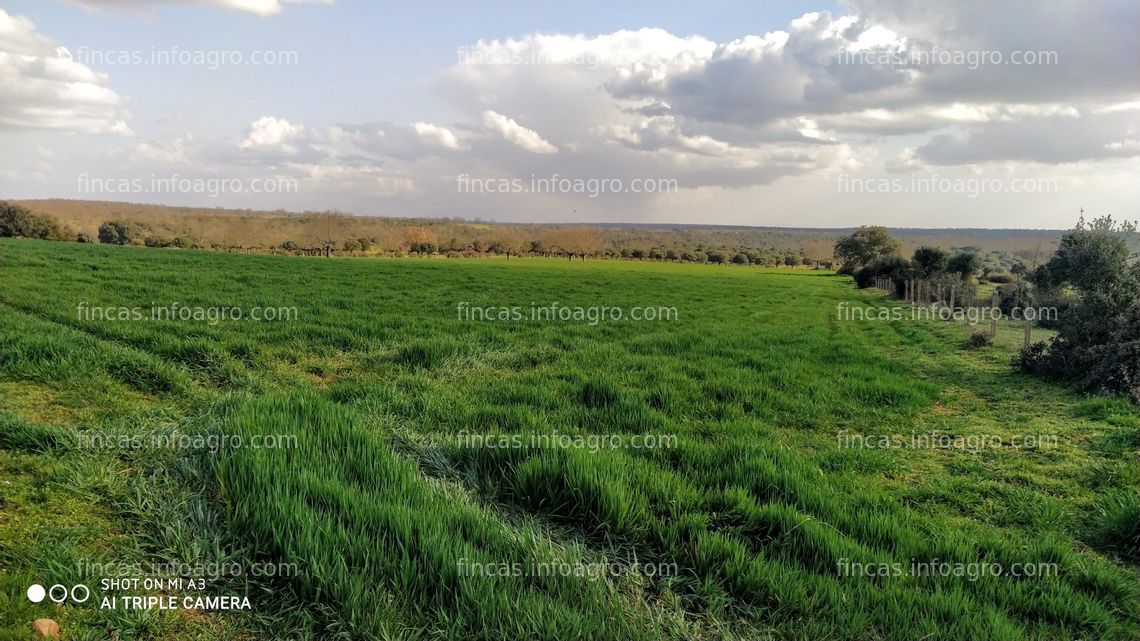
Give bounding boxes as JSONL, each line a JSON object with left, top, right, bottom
{"left": 1018, "top": 215, "right": 1140, "bottom": 402}
{"left": 98, "top": 220, "right": 147, "bottom": 245}
{"left": 854, "top": 255, "right": 911, "bottom": 289}
{"left": 947, "top": 252, "right": 982, "bottom": 279}
{"left": 0, "top": 202, "right": 71, "bottom": 240}
{"left": 731, "top": 253, "right": 748, "bottom": 265}
{"left": 968, "top": 331, "right": 993, "bottom": 348}
{"left": 912, "top": 246, "right": 949, "bottom": 277}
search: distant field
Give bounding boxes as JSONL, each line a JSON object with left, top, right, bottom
{"left": 1, "top": 238, "right": 1137, "bottom": 640}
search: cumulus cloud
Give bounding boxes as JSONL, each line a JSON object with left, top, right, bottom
{"left": 239, "top": 116, "right": 304, "bottom": 152}
{"left": 0, "top": 9, "right": 131, "bottom": 134}
{"left": 338, "top": 121, "right": 468, "bottom": 160}
{"left": 411, "top": 122, "right": 466, "bottom": 151}
{"left": 5, "top": 1, "right": 1137, "bottom": 226}
{"left": 481, "top": 111, "right": 559, "bottom": 154}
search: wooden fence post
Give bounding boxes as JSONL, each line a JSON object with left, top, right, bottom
{"left": 990, "top": 291, "right": 999, "bottom": 338}
{"left": 1024, "top": 291, "right": 1033, "bottom": 348}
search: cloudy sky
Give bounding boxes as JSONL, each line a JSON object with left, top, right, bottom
{"left": 1, "top": 0, "right": 1137, "bottom": 228}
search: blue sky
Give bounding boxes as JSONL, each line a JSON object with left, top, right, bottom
{"left": 0, "top": 0, "right": 1136, "bottom": 228}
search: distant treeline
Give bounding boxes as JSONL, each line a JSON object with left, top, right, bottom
{"left": 5, "top": 199, "right": 1064, "bottom": 269}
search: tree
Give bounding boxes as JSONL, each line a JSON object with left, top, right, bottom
{"left": 98, "top": 220, "right": 145, "bottom": 245}
{"left": 911, "top": 246, "right": 949, "bottom": 277}
{"left": 947, "top": 251, "right": 982, "bottom": 279}
{"left": 307, "top": 211, "right": 350, "bottom": 257}
{"left": 0, "top": 202, "right": 71, "bottom": 240}
{"left": 543, "top": 228, "right": 602, "bottom": 261}
{"left": 1034, "top": 215, "right": 1136, "bottom": 291}
{"left": 1020, "top": 215, "right": 1140, "bottom": 401}
{"left": 403, "top": 226, "right": 438, "bottom": 255}
{"left": 834, "top": 226, "right": 900, "bottom": 268}
{"left": 493, "top": 228, "right": 530, "bottom": 260}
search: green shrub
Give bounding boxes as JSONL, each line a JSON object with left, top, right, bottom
{"left": 0, "top": 201, "right": 71, "bottom": 240}
{"left": 98, "top": 219, "right": 148, "bottom": 245}
{"left": 968, "top": 331, "right": 993, "bottom": 348}
{"left": 1019, "top": 216, "right": 1140, "bottom": 401}
{"left": 854, "top": 255, "right": 911, "bottom": 289}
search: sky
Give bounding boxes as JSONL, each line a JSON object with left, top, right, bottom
{"left": 0, "top": 0, "right": 1137, "bottom": 229}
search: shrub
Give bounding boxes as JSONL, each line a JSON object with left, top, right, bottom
{"left": 1018, "top": 215, "right": 1140, "bottom": 401}
{"left": 968, "top": 331, "right": 993, "bottom": 348}
{"left": 854, "top": 255, "right": 911, "bottom": 289}
{"left": 98, "top": 220, "right": 147, "bottom": 245}
{"left": 912, "top": 246, "right": 949, "bottom": 277}
{"left": 947, "top": 252, "right": 982, "bottom": 279}
{"left": 0, "top": 202, "right": 71, "bottom": 240}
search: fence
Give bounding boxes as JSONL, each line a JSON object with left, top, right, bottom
{"left": 871, "top": 277, "right": 1054, "bottom": 347}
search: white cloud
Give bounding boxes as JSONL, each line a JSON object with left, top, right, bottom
{"left": 239, "top": 116, "right": 303, "bottom": 152}
{"left": 5, "top": 2, "right": 1138, "bottom": 228}
{"left": 0, "top": 9, "right": 131, "bottom": 134}
{"left": 411, "top": 122, "right": 466, "bottom": 150}
{"left": 481, "top": 110, "right": 558, "bottom": 154}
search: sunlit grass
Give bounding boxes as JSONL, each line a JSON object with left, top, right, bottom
{"left": 1, "top": 238, "right": 1137, "bottom": 640}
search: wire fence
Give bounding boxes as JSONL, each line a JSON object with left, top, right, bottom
{"left": 871, "top": 277, "right": 1059, "bottom": 347}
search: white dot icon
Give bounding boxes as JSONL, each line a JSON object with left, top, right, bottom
{"left": 27, "top": 584, "right": 46, "bottom": 603}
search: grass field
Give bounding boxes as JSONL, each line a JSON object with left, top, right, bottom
{"left": 1, "top": 237, "right": 1138, "bottom": 641}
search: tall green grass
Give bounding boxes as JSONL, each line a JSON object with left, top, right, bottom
{"left": 1, "top": 238, "right": 1138, "bottom": 640}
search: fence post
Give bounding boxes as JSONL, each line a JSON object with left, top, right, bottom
{"left": 990, "top": 291, "right": 999, "bottom": 338}
{"left": 1024, "top": 291, "right": 1033, "bottom": 348}
{"left": 949, "top": 285, "right": 956, "bottom": 314}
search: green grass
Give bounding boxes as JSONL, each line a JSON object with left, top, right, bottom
{"left": 1, "top": 237, "right": 1137, "bottom": 640}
